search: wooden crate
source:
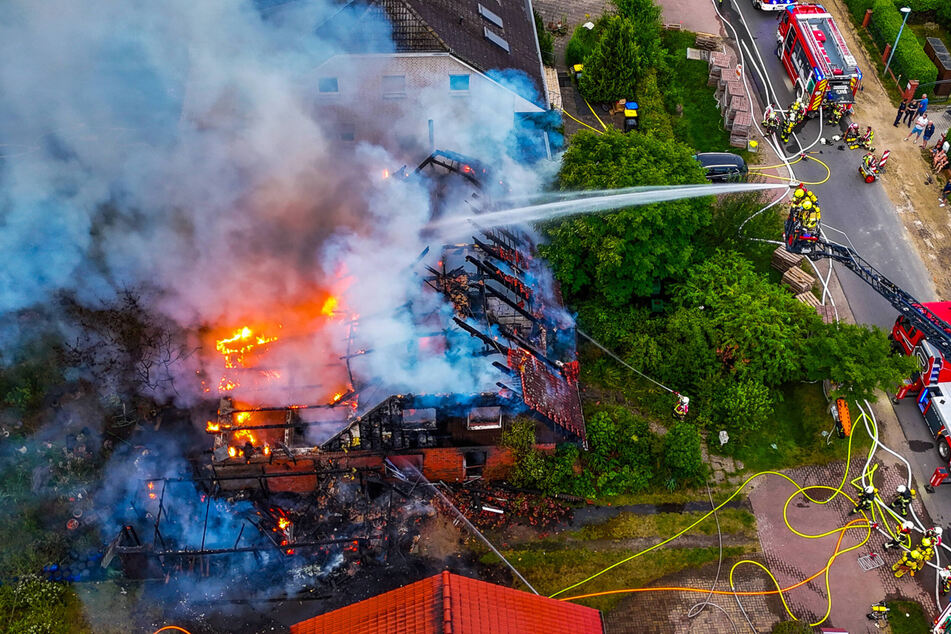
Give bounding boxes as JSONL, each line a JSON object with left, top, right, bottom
{"left": 795, "top": 291, "right": 821, "bottom": 308}
{"left": 771, "top": 247, "right": 803, "bottom": 272}
{"left": 781, "top": 267, "right": 815, "bottom": 294}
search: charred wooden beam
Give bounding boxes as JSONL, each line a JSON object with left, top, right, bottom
{"left": 452, "top": 317, "right": 509, "bottom": 355}
{"left": 465, "top": 256, "right": 532, "bottom": 302}
{"left": 483, "top": 285, "right": 540, "bottom": 324}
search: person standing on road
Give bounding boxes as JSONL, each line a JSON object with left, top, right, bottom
{"left": 904, "top": 99, "right": 918, "bottom": 126}
{"left": 894, "top": 100, "right": 908, "bottom": 126}
{"left": 941, "top": 180, "right": 951, "bottom": 208}
{"left": 923, "top": 120, "right": 937, "bottom": 149}
{"left": 905, "top": 113, "right": 928, "bottom": 142}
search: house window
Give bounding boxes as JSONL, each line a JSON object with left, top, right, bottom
{"left": 318, "top": 77, "right": 339, "bottom": 93}
{"left": 464, "top": 451, "right": 487, "bottom": 479}
{"left": 382, "top": 74, "right": 406, "bottom": 98}
{"left": 449, "top": 74, "right": 470, "bottom": 91}
{"left": 339, "top": 123, "right": 355, "bottom": 142}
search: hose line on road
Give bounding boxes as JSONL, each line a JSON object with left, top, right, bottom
{"left": 748, "top": 154, "right": 832, "bottom": 185}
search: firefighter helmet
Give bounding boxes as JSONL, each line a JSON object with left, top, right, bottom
{"left": 897, "top": 485, "right": 907, "bottom": 493}
{"left": 912, "top": 550, "right": 923, "bottom": 559}
{"left": 802, "top": 200, "right": 813, "bottom": 210}
{"left": 902, "top": 521, "right": 914, "bottom": 532}
{"left": 935, "top": 527, "right": 943, "bottom": 536}
{"left": 793, "top": 188, "right": 806, "bottom": 199}
{"left": 923, "top": 537, "right": 934, "bottom": 548}
{"left": 865, "top": 485, "right": 875, "bottom": 495}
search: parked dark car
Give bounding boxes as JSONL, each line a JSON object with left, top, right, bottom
{"left": 693, "top": 152, "right": 748, "bottom": 183}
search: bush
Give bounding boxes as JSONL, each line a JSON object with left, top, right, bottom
{"left": 846, "top": 0, "right": 876, "bottom": 22}
{"left": 867, "top": 0, "right": 938, "bottom": 86}
{"left": 662, "top": 422, "right": 705, "bottom": 485}
{"left": 534, "top": 10, "right": 554, "bottom": 66}
{"left": 565, "top": 23, "right": 599, "bottom": 67}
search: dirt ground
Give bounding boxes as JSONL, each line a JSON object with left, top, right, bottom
{"left": 823, "top": 0, "right": 951, "bottom": 300}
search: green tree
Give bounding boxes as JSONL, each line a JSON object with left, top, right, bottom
{"left": 674, "top": 251, "right": 820, "bottom": 386}
{"left": 804, "top": 322, "right": 917, "bottom": 402}
{"left": 578, "top": 16, "right": 642, "bottom": 102}
{"left": 541, "top": 129, "right": 709, "bottom": 305}
{"left": 662, "top": 422, "right": 705, "bottom": 484}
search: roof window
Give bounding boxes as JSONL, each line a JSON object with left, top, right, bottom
{"left": 483, "top": 27, "right": 510, "bottom": 53}
{"left": 478, "top": 4, "right": 503, "bottom": 28}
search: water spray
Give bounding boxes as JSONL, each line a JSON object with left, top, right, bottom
{"left": 428, "top": 182, "right": 787, "bottom": 233}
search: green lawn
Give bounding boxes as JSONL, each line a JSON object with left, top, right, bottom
{"left": 660, "top": 31, "right": 734, "bottom": 153}
{"left": 572, "top": 508, "right": 757, "bottom": 541}
{"left": 887, "top": 599, "right": 931, "bottom": 634}
{"left": 481, "top": 545, "right": 750, "bottom": 611}
{"left": 731, "top": 383, "right": 872, "bottom": 472}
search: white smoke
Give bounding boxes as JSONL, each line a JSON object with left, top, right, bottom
{"left": 0, "top": 0, "right": 550, "bottom": 405}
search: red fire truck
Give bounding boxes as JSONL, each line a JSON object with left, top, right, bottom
{"left": 776, "top": 4, "right": 862, "bottom": 115}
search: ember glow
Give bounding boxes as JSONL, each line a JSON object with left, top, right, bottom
{"left": 147, "top": 481, "right": 156, "bottom": 500}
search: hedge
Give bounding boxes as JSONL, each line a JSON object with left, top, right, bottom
{"left": 867, "top": 0, "right": 937, "bottom": 86}
{"left": 638, "top": 69, "right": 675, "bottom": 138}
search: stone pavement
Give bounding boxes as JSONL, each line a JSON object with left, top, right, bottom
{"left": 604, "top": 559, "right": 781, "bottom": 633}
{"left": 749, "top": 459, "right": 933, "bottom": 632}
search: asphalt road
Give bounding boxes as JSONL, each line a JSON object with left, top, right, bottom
{"left": 723, "top": 1, "right": 951, "bottom": 527}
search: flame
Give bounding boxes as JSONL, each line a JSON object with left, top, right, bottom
{"left": 216, "top": 326, "right": 279, "bottom": 370}
{"left": 147, "top": 481, "right": 157, "bottom": 500}
{"left": 206, "top": 421, "right": 220, "bottom": 433}
{"left": 331, "top": 392, "right": 344, "bottom": 403}
{"left": 321, "top": 296, "right": 338, "bottom": 316}
{"left": 382, "top": 168, "right": 390, "bottom": 179}
{"left": 234, "top": 429, "right": 256, "bottom": 445}
{"left": 228, "top": 446, "right": 237, "bottom": 458}
{"left": 278, "top": 517, "right": 291, "bottom": 531}
{"left": 263, "top": 445, "right": 271, "bottom": 456}
{"left": 235, "top": 412, "right": 251, "bottom": 424}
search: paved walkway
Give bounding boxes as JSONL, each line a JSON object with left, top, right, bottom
{"left": 604, "top": 560, "right": 781, "bottom": 633}
{"left": 749, "top": 459, "right": 933, "bottom": 631}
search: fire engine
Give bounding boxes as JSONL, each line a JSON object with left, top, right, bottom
{"left": 785, "top": 230, "right": 951, "bottom": 461}
{"left": 776, "top": 4, "right": 862, "bottom": 115}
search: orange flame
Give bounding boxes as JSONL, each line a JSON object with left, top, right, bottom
{"left": 206, "top": 421, "right": 220, "bottom": 433}
{"left": 228, "top": 446, "right": 237, "bottom": 458}
{"left": 216, "top": 326, "right": 279, "bottom": 371}
{"left": 278, "top": 517, "right": 291, "bottom": 531}
{"left": 147, "top": 481, "right": 157, "bottom": 500}
{"left": 263, "top": 445, "right": 271, "bottom": 456}
{"left": 331, "top": 392, "right": 344, "bottom": 403}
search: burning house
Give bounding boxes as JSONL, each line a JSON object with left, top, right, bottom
{"left": 109, "top": 151, "right": 583, "bottom": 594}
{"left": 202, "top": 150, "right": 585, "bottom": 490}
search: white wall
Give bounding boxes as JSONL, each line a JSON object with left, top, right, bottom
{"left": 310, "top": 53, "right": 543, "bottom": 160}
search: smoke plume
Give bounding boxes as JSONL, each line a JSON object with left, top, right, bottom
{"left": 0, "top": 0, "right": 548, "bottom": 405}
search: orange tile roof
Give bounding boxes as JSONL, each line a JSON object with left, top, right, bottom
{"left": 290, "top": 571, "right": 604, "bottom": 634}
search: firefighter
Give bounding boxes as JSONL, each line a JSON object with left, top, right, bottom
{"left": 673, "top": 394, "right": 689, "bottom": 420}
{"left": 762, "top": 105, "right": 781, "bottom": 136}
{"left": 860, "top": 125, "right": 875, "bottom": 151}
{"left": 927, "top": 526, "right": 944, "bottom": 546}
{"left": 892, "top": 547, "right": 923, "bottom": 578}
{"left": 801, "top": 200, "right": 820, "bottom": 238}
{"left": 940, "top": 565, "right": 951, "bottom": 595}
{"left": 844, "top": 122, "right": 859, "bottom": 146}
{"left": 850, "top": 485, "right": 877, "bottom": 515}
{"left": 883, "top": 520, "right": 915, "bottom": 550}
{"left": 890, "top": 484, "right": 915, "bottom": 517}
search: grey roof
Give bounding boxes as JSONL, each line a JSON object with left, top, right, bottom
{"left": 363, "top": 0, "right": 547, "bottom": 107}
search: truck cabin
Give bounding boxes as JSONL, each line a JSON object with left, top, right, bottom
{"left": 892, "top": 302, "right": 951, "bottom": 355}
